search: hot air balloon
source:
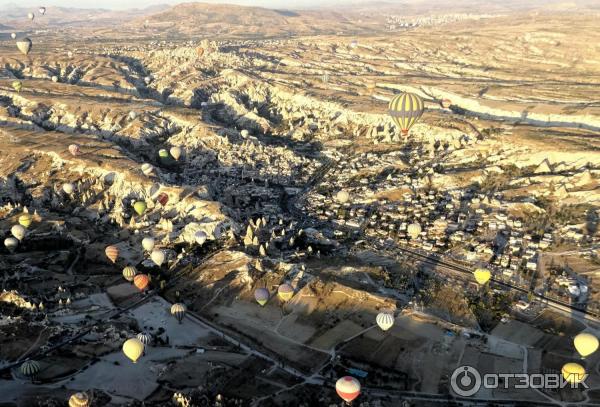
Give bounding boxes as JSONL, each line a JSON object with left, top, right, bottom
{"left": 142, "top": 236, "right": 155, "bottom": 252}
{"left": 105, "top": 245, "right": 119, "bottom": 263}
{"left": 150, "top": 250, "right": 165, "bottom": 267}
{"left": 4, "top": 237, "right": 18, "bottom": 252}
{"left": 137, "top": 332, "right": 151, "bottom": 346}
{"left": 20, "top": 360, "right": 40, "bottom": 381}
{"left": 240, "top": 129, "right": 249, "bottom": 138}
{"left": 62, "top": 182, "right": 75, "bottom": 195}
{"left": 574, "top": 333, "right": 599, "bottom": 359}
{"left": 67, "top": 51, "right": 73, "bottom": 58}
{"left": 18, "top": 213, "right": 32, "bottom": 228}
{"left": 144, "top": 76, "right": 152, "bottom": 85}
{"left": 158, "top": 149, "right": 169, "bottom": 160}
{"left": 68, "top": 392, "right": 90, "bottom": 407}
{"left": 134, "top": 274, "right": 149, "bottom": 291}
{"left": 376, "top": 312, "right": 394, "bottom": 331}
{"left": 278, "top": 283, "right": 294, "bottom": 302}
{"left": 122, "top": 338, "right": 144, "bottom": 363}
{"left": 11, "top": 32, "right": 16, "bottom": 39}
{"left": 171, "top": 303, "right": 186, "bottom": 323}
{"left": 407, "top": 223, "right": 422, "bottom": 240}
{"left": 17, "top": 38, "right": 32, "bottom": 56}
{"left": 133, "top": 201, "right": 147, "bottom": 216}
{"left": 388, "top": 92, "right": 425, "bottom": 136}
{"left": 156, "top": 192, "right": 169, "bottom": 206}
{"left": 194, "top": 230, "right": 207, "bottom": 246}
{"left": 196, "top": 47, "right": 205, "bottom": 57}
{"left": 51, "top": 75, "right": 58, "bottom": 83}
{"left": 27, "top": 12, "right": 35, "bottom": 21}
{"left": 123, "top": 266, "right": 137, "bottom": 282}
{"left": 473, "top": 268, "right": 491, "bottom": 285}
{"left": 141, "top": 163, "right": 154, "bottom": 176}
{"left": 39, "top": 7, "right": 46, "bottom": 15}
{"left": 255, "top": 288, "right": 269, "bottom": 306}
{"left": 170, "top": 146, "right": 182, "bottom": 161}
{"left": 68, "top": 144, "right": 81, "bottom": 156}
{"left": 336, "top": 376, "right": 361, "bottom": 403}
{"left": 441, "top": 98, "right": 452, "bottom": 109}
{"left": 12, "top": 81, "right": 22, "bottom": 92}
{"left": 562, "top": 362, "right": 586, "bottom": 384}
{"left": 11, "top": 225, "right": 26, "bottom": 241}
{"left": 336, "top": 190, "right": 350, "bottom": 204}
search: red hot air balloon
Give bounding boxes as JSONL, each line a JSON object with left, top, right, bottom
{"left": 68, "top": 144, "right": 81, "bottom": 156}
{"left": 134, "top": 274, "right": 150, "bottom": 291}
{"left": 336, "top": 376, "right": 361, "bottom": 404}
{"left": 105, "top": 245, "right": 119, "bottom": 263}
{"left": 156, "top": 193, "right": 169, "bottom": 206}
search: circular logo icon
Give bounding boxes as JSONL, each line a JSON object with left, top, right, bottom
{"left": 450, "top": 365, "right": 481, "bottom": 397}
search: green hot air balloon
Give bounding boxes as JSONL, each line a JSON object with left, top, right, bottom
{"left": 388, "top": 92, "right": 425, "bottom": 136}
{"left": 133, "top": 201, "right": 147, "bottom": 216}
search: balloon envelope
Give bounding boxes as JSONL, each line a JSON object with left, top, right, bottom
{"left": 122, "top": 338, "right": 144, "bottom": 363}
{"left": 141, "top": 163, "right": 154, "bottom": 176}
{"left": 156, "top": 192, "right": 169, "bottom": 206}
{"left": 39, "top": 7, "right": 46, "bottom": 15}
{"left": 255, "top": 288, "right": 269, "bottom": 306}
{"left": 336, "top": 190, "right": 350, "bottom": 203}
{"left": 133, "top": 201, "right": 147, "bottom": 216}
{"left": 473, "top": 268, "right": 491, "bottom": 285}
{"left": 62, "top": 183, "right": 75, "bottom": 194}
{"left": 18, "top": 214, "right": 32, "bottom": 228}
{"left": 68, "top": 144, "right": 81, "bottom": 156}
{"left": 562, "top": 362, "right": 586, "bottom": 384}
{"left": 376, "top": 312, "right": 394, "bottom": 331}
{"left": 574, "top": 333, "right": 599, "bottom": 358}
{"left": 142, "top": 237, "right": 155, "bottom": 252}
{"left": 69, "top": 392, "right": 90, "bottom": 407}
{"left": 4, "top": 237, "right": 18, "bottom": 252}
{"left": 407, "top": 223, "right": 422, "bottom": 239}
{"left": 134, "top": 274, "right": 150, "bottom": 291}
{"left": 195, "top": 230, "right": 207, "bottom": 245}
{"left": 150, "top": 250, "right": 165, "bottom": 267}
{"left": 388, "top": 92, "right": 424, "bottom": 135}
{"left": 278, "top": 283, "right": 294, "bottom": 301}
{"left": 170, "top": 146, "right": 182, "bottom": 161}
{"left": 11, "top": 225, "right": 26, "bottom": 241}
{"left": 27, "top": 12, "right": 35, "bottom": 21}
{"left": 123, "top": 266, "right": 137, "bottom": 282}
{"left": 11, "top": 33, "right": 16, "bottom": 39}
{"left": 105, "top": 245, "right": 119, "bottom": 263}
{"left": 20, "top": 360, "right": 40, "bottom": 378}
{"left": 16, "top": 38, "right": 32, "bottom": 55}
{"left": 171, "top": 303, "right": 186, "bottom": 323}
{"left": 336, "top": 376, "right": 361, "bottom": 403}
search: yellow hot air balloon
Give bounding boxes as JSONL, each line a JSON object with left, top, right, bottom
{"left": 122, "top": 338, "right": 144, "bottom": 363}
{"left": 574, "top": 333, "right": 599, "bottom": 358}
{"left": 407, "top": 223, "right": 421, "bottom": 240}
{"left": 473, "top": 268, "right": 491, "bottom": 285}
{"left": 69, "top": 392, "right": 90, "bottom": 407}
{"left": 12, "top": 81, "right": 23, "bottom": 92}
{"left": 18, "top": 214, "right": 33, "bottom": 228}
{"left": 562, "top": 362, "right": 586, "bottom": 384}
{"left": 388, "top": 92, "right": 424, "bottom": 136}
{"left": 133, "top": 201, "right": 147, "bottom": 216}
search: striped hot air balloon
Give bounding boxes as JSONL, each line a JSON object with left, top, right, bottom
{"left": 68, "top": 144, "right": 81, "bottom": 156}
{"left": 171, "top": 303, "right": 186, "bottom": 324}
{"left": 69, "top": 392, "right": 90, "bottom": 407}
{"left": 122, "top": 266, "right": 137, "bottom": 282}
{"left": 388, "top": 92, "right": 425, "bottom": 136}
{"left": 134, "top": 274, "right": 149, "bottom": 291}
{"left": 105, "top": 245, "right": 119, "bottom": 263}
{"left": 137, "top": 332, "right": 152, "bottom": 346}
{"left": 278, "top": 283, "right": 294, "bottom": 302}
{"left": 156, "top": 192, "right": 169, "bottom": 206}
{"left": 254, "top": 288, "right": 269, "bottom": 306}
{"left": 20, "top": 360, "right": 40, "bottom": 381}
{"left": 376, "top": 312, "right": 395, "bottom": 331}
{"left": 336, "top": 376, "right": 361, "bottom": 403}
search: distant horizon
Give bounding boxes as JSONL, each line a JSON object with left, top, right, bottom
{"left": 0, "top": 0, "right": 391, "bottom": 11}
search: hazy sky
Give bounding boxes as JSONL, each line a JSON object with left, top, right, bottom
{"left": 0, "top": 0, "right": 364, "bottom": 10}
